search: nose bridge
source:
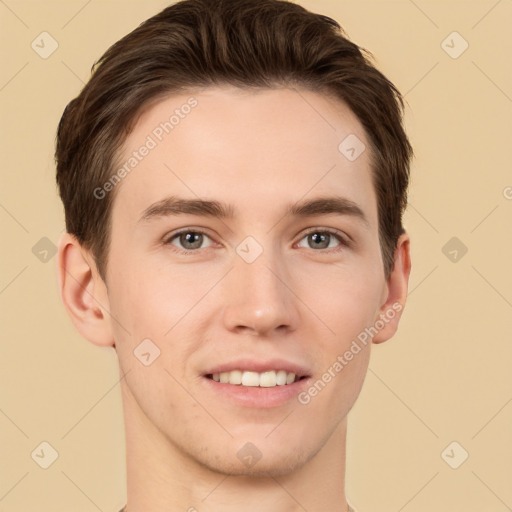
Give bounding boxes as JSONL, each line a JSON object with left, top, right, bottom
{"left": 221, "top": 241, "right": 299, "bottom": 335}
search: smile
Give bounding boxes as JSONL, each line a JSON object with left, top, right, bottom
{"left": 207, "top": 370, "right": 305, "bottom": 387}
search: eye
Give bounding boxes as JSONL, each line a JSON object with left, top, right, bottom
{"left": 164, "top": 229, "right": 214, "bottom": 252}
{"left": 296, "top": 228, "right": 350, "bottom": 251}
{"left": 163, "top": 227, "right": 351, "bottom": 254}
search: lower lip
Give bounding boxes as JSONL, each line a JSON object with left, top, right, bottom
{"left": 201, "top": 376, "right": 311, "bottom": 408}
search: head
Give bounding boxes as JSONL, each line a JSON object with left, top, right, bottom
{"left": 56, "top": 0, "right": 412, "bottom": 477}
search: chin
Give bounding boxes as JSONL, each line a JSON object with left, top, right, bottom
{"left": 191, "top": 438, "right": 316, "bottom": 478}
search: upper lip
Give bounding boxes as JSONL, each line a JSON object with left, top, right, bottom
{"left": 203, "top": 358, "right": 311, "bottom": 377}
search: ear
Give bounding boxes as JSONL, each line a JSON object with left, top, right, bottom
{"left": 56, "top": 232, "right": 115, "bottom": 347}
{"left": 372, "top": 231, "right": 411, "bottom": 344}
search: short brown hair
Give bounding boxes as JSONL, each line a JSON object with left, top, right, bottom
{"left": 55, "top": 0, "right": 413, "bottom": 282}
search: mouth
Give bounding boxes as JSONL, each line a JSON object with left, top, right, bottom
{"left": 205, "top": 370, "right": 309, "bottom": 387}
{"left": 202, "top": 370, "right": 311, "bottom": 408}
{"left": 201, "top": 359, "right": 312, "bottom": 407}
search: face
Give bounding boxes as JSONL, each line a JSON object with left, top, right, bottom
{"left": 101, "top": 86, "right": 397, "bottom": 476}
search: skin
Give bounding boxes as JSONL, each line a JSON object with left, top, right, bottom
{"left": 57, "top": 86, "right": 411, "bottom": 512}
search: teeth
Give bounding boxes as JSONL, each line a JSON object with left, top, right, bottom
{"left": 242, "top": 371, "right": 260, "bottom": 386}
{"left": 210, "top": 370, "right": 299, "bottom": 387}
{"left": 276, "top": 370, "right": 288, "bottom": 385}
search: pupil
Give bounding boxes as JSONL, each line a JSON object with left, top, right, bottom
{"left": 310, "top": 232, "right": 328, "bottom": 249}
{"left": 182, "top": 232, "right": 202, "bottom": 249}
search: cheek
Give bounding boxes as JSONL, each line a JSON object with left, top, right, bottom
{"left": 107, "top": 264, "right": 213, "bottom": 378}
{"left": 302, "top": 262, "right": 383, "bottom": 342}
{"left": 304, "top": 265, "right": 380, "bottom": 412}
{"left": 109, "top": 264, "right": 196, "bottom": 332}
{"left": 109, "top": 271, "right": 196, "bottom": 413}
{"left": 106, "top": 269, "right": 168, "bottom": 371}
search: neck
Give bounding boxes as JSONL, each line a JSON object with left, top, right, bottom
{"left": 121, "top": 379, "right": 350, "bottom": 512}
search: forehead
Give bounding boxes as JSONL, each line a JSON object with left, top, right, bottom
{"left": 111, "top": 85, "right": 377, "bottom": 228}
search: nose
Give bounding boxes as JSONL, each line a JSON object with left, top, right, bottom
{"left": 221, "top": 246, "right": 300, "bottom": 337}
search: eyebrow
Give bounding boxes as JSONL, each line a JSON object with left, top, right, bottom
{"left": 138, "top": 195, "right": 369, "bottom": 227}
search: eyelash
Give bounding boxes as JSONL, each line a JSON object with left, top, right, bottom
{"left": 163, "top": 227, "right": 352, "bottom": 254}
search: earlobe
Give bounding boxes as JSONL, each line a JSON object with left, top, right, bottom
{"left": 56, "top": 232, "right": 114, "bottom": 347}
{"left": 372, "top": 232, "right": 411, "bottom": 344}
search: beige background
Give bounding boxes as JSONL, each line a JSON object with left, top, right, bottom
{"left": 1, "top": 0, "right": 511, "bottom": 511}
